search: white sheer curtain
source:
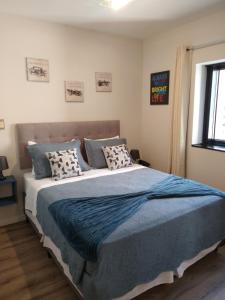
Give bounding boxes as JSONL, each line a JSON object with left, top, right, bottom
{"left": 169, "top": 46, "right": 192, "bottom": 177}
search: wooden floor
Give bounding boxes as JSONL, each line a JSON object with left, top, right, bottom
{"left": 1, "top": 223, "right": 225, "bottom": 300}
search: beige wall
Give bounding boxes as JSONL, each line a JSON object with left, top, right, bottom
{"left": 2, "top": 9, "right": 225, "bottom": 226}
{"left": 141, "top": 9, "right": 225, "bottom": 190}
{"left": 0, "top": 14, "right": 142, "bottom": 226}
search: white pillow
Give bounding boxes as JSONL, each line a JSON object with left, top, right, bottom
{"left": 102, "top": 144, "right": 133, "bottom": 171}
{"left": 84, "top": 136, "right": 119, "bottom": 141}
{"left": 27, "top": 141, "right": 37, "bottom": 146}
{"left": 28, "top": 141, "right": 37, "bottom": 175}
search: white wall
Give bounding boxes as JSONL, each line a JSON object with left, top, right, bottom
{"left": 141, "top": 9, "right": 225, "bottom": 190}
{"left": 0, "top": 14, "right": 142, "bottom": 226}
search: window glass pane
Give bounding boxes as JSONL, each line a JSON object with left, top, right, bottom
{"left": 208, "top": 70, "right": 218, "bottom": 139}
{"left": 214, "top": 69, "right": 225, "bottom": 140}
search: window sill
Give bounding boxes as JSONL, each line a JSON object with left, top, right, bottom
{"left": 192, "top": 143, "right": 225, "bottom": 153}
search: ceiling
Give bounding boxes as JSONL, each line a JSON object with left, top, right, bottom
{"left": 0, "top": 0, "right": 225, "bottom": 39}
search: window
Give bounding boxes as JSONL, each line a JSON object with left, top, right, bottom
{"left": 202, "top": 62, "right": 225, "bottom": 149}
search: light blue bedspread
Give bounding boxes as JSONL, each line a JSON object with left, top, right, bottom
{"left": 48, "top": 175, "right": 225, "bottom": 262}
{"left": 36, "top": 168, "right": 225, "bottom": 300}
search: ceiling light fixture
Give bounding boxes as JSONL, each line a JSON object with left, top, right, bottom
{"left": 100, "top": 0, "right": 134, "bottom": 10}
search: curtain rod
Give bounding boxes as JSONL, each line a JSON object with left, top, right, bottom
{"left": 187, "top": 39, "right": 225, "bottom": 51}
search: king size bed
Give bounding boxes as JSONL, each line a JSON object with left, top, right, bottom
{"left": 17, "top": 120, "right": 225, "bottom": 300}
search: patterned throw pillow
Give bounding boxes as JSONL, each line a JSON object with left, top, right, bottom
{"left": 102, "top": 144, "right": 133, "bottom": 170}
{"left": 46, "top": 149, "right": 82, "bottom": 181}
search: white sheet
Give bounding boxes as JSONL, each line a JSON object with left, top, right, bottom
{"left": 24, "top": 164, "right": 145, "bottom": 216}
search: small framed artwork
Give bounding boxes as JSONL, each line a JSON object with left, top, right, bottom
{"left": 65, "top": 81, "right": 84, "bottom": 102}
{"left": 26, "top": 57, "right": 49, "bottom": 82}
{"left": 150, "top": 70, "right": 170, "bottom": 105}
{"left": 95, "top": 72, "right": 112, "bottom": 92}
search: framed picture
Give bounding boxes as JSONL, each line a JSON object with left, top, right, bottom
{"left": 150, "top": 70, "right": 170, "bottom": 105}
{"left": 95, "top": 72, "right": 112, "bottom": 92}
{"left": 65, "top": 81, "right": 84, "bottom": 102}
{"left": 26, "top": 57, "right": 49, "bottom": 82}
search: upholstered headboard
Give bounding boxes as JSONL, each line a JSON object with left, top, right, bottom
{"left": 16, "top": 120, "right": 120, "bottom": 169}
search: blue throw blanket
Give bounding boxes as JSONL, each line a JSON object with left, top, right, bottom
{"left": 49, "top": 175, "right": 225, "bottom": 262}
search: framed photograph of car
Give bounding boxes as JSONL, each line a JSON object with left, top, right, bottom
{"left": 65, "top": 81, "right": 84, "bottom": 102}
{"left": 95, "top": 72, "right": 112, "bottom": 92}
{"left": 26, "top": 57, "right": 49, "bottom": 82}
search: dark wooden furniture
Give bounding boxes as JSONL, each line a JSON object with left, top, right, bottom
{"left": 130, "top": 149, "right": 151, "bottom": 167}
{"left": 138, "top": 159, "right": 151, "bottom": 168}
{"left": 0, "top": 175, "right": 17, "bottom": 206}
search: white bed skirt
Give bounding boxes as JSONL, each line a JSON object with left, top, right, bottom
{"left": 26, "top": 210, "right": 220, "bottom": 300}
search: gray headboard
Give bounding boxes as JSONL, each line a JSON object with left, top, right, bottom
{"left": 16, "top": 120, "right": 120, "bottom": 169}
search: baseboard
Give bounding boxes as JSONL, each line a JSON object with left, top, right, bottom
{"left": 0, "top": 214, "right": 26, "bottom": 227}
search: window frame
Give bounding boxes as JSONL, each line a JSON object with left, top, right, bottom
{"left": 202, "top": 62, "right": 225, "bottom": 148}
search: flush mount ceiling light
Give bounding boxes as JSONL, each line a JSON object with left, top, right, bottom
{"left": 99, "top": 0, "right": 134, "bottom": 10}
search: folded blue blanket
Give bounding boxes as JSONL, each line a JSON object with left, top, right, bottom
{"left": 49, "top": 175, "right": 225, "bottom": 262}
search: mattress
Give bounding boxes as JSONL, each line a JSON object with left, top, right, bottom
{"left": 24, "top": 166, "right": 225, "bottom": 300}
{"left": 24, "top": 164, "right": 145, "bottom": 216}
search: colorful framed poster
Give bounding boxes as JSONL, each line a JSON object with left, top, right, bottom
{"left": 65, "top": 81, "right": 84, "bottom": 102}
{"left": 150, "top": 71, "right": 170, "bottom": 105}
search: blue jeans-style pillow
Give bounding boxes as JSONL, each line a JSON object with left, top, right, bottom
{"left": 84, "top": 138, "right": 127, "bottom": 169}
{"left": 27, "top": 140, "right": 91, "bottom": 179}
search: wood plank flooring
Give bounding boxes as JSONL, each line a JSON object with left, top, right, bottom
{"left": 1, "top": 222, "right": 225, "bottom": 300}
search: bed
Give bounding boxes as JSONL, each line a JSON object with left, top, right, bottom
{"left": 16, "top": 121, "right": 225, "bottom": 300}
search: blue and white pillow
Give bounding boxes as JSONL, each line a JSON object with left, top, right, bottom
{"left": 102, "top": 144, "right": 133, "bottom": 170}
{"left": 46, "top": 148, "right": 82, "bottom": 181}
